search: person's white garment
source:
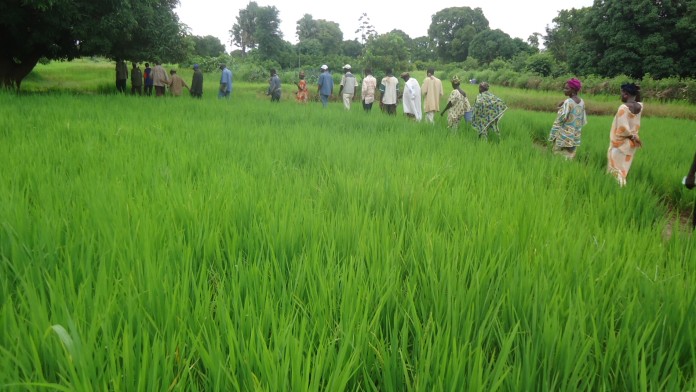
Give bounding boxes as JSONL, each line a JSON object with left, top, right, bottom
{"left": 342, "top": 93, "right": 353, "bottom": 109}
{"left": 381, "top": 76, "right": 398, "bottom": 105}
{"left": 425, "top": 111, "right": 435, "bottom": 123}
{"left": 403, "top": 78, "right": 422, "bottom": 121}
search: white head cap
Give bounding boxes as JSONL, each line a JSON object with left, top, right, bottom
{"left": 343, "top": 64, "right": 351, "bottom": 70}
{"left": 320, "top": 64, "right": 328, "bottom": 70}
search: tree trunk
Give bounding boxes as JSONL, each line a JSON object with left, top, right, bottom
{"left": 0, "top": 53, "right": 42, "bottom": 93}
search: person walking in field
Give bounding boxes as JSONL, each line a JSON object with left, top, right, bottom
{"left": 361, "top": 68, "right": 376, "bottom": 112}
{"left": 548, "top": 78, "right": 587, "bottom": 159}
{"left": 338, "top": 64, "right": 357, "bottom": 110}
{"left": 607, "top": 83, "right": 643, "bottom": 187}
{"left": 296, "top": 71, "right": 308, "bottom": 103}
{"left": 472, "top": 82, "right": 507, "bottom": 140}
{"left": 684, "top": 151, "right": 696, "bottom": 228}
{"left": 219, "top": 63, "right": 233, "bottom": 99}
{"left": 317, "top": 64, "right": 333, "bottom": 108}
{"left": 440, "top": 75, "right": 471, "bottom": 130}
{"left": 115, "top": 59, "right": 128, "bottom": 94}
{"left": 143, "top": 63, "right": 154, "bottom": 96}
{"left": 267, "top": 68, "right": 281, "bottom": 102}
{"left": 167, "top": 69, "right": 189, "bottom": 97}
{"left": 381, "top": 69, "right": 399, "bottom": 116}
{"left": 401, "top": 72, "right": 422, "bottom": 121}
{"left": 130, "top": 62, "right": 142, "bottom": 96}
{"left": 152, "top": 61, "right": 169, "bottom": 97}
{"left": 421, "top": 67, "right": 443, "bottom": 124}
{"left": 190, "top": 64, "right": 203, "bottom": 98}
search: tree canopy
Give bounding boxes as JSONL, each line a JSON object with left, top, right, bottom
{"left": 192, "top": 35, "right": 226, "bottom": 57}
{"left": 428, "top": 7, "right": 489, "bottom": 62}
{"left": 545, "top": 1, "right": 696, "bottom": 79}
{"left": 0, "top": 0, "right": 187, "bottom": 91}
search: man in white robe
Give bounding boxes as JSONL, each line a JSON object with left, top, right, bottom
{"left": 401, "top": 72, "right": 422, "bottom": 121}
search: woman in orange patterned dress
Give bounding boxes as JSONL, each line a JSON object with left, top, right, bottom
{"left": 296, "top": 71, "right": 308, "bottom": 103}
{"left": 607, "top": 83, "right": 643, "bottom": 187}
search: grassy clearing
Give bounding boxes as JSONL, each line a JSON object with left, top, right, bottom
{"left": 1, "top": 68, "right": 696, "bottom": 390}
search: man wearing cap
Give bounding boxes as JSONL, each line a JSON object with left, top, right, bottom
{"left": 317, "top": 64, "right": 333, "bottom": 108}
{"left": 190, "top": 64, "right": 203, "bottom": 98}
{"left": 401, "top": 72, "right": 422, "bottom": 121}
{"left": 338, "top": 64, "right": 357, "bottom": 110}
{"left": 219, "top": 63, "right": 232, "bottom": 99}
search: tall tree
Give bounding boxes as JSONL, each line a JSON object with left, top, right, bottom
{"left": 355, "top": 13, "right": 378, "bottom": 44}
{"left": 468, "top": 29, "right": 528, "bottom": 64}
{"left": 544, "top": 8, "right": 591, "bottom": 65}
{"left": 192, "top": 35, "right": 226, "bottom": 57}
{"left": 411, "top": 37, "right": 435, "bottom": 63}
{"left": 296, "top": 15, "right": 343, "bottom": 55}
{"left": 428, "top": 7, "right": 489, "bottom": 62}
{"left": 230, "top": 1, "right": 261, "bottom": 54}
{"left": 253, "top": 5, "right": 284, "bottom": 61}
{"left": 585, "top": 0, "right": 693, "bottom": 78}
{"left": 0, "top": 0, "right": 187, "bottom": 91}
{"left": 363, "top": 32, "right": 410, "bottom": 74}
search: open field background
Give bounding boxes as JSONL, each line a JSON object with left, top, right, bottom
{"left": 1, "top": 61, "right": 696, "bottom": 390}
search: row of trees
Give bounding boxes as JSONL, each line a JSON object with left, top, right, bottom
{"left": 544, "top": 1, "right": 696, "bottom": 79}
{"left": 3, "top": 0, "right": 696, "bottom": 92}
{"left": 228, "top": 3, "right": 536, "bottom": 73}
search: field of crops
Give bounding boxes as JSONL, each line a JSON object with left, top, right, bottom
{"left": 1, "top": 62, "right": 696, "bottom": 390}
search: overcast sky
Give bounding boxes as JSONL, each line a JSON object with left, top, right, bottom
{"left": 175, "top": 0, "right": 593, "bottom": 51}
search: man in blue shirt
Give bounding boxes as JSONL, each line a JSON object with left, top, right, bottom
{"left": 219, "top": 63, "right": 233, "bottom": 99}
{"left": 317, "top": 64, "right": 333, "bottom": 108}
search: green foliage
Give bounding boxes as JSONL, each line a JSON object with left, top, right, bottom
{"left": 363, "top": 32, "right": 410, "bottom": 75}
{"left": 525, "top": 53, "right": 556, "bottom": 77}
{"left": 191, "top": 35, "right": 226, "bottom": 58}
{"left": 0, "top": 0, "right": 187, "bottom": 90}
{"left": 296, "top": 15, "right": 344, "bottom": 56}
{"left": 231, "top": 1, "right": 260, "bottom": 54}
{"left": 547, "top": 1, "right": 696, "bottom": 79}
{"left": 428, "top": 7, "right": 489, "bottom": 62}
{"left": 469, "top": 29, "right": 527, "bottom": 65}
{"left": 1, "top": 79, "right": 696, "bottom": 390}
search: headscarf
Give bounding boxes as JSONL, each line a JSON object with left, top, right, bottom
{"left": 451, "top": 75, "right": 461, "bottom": 85}
{"left": 566, "top": 78, "right": 582, "bottom": 92}
{"left": 621, "top": 83, "right": 640, "bottom": 96}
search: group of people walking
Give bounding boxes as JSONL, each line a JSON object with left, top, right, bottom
{"left": 287, "top": 64, "right": 508, "bottom": 139}
{"left": 115, "top": 60, "right": 204, "bottom": 98}
{"left": 546, "top": 78, "right": 647, "bottom": 188}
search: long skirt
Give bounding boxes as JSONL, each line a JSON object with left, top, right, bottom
{"left": 607, "top": 146, "right": 636, "bottom": 187}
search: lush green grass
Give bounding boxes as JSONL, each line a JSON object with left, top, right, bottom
{"left": 1, "top": 64, "right": 696, "bottom": 390}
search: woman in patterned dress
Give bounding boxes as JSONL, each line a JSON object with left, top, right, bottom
{"left": 471, "top": 82, "right": 508, "bottom": 140}
{"left": 548, "top": 78, "right": 587, "bottom": 159}
{"left": 440, "top": 75, "right": 471, "bottom": 129}
{"left": 607, "top": 83, "right": 643, "bottom": 187}
{"left": 295, "top": 71, "right": 308, "bottom": 103}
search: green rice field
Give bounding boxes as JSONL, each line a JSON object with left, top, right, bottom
{"left": 1, "top": 61, "right": 696, "bottom": 390}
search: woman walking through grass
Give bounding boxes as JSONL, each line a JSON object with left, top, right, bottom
{"left": 472, "top": 82, "right": 507, "bottom": 140}
{"left": 607, "top": 83, "right": 643, "bottom": 187}
{"left": 440, "top": 75, "right": 471, "bottom": 129}
{"left": 548, "top": 78, "right": 587, "bottom": 159}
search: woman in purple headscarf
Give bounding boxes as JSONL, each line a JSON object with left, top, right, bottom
{"left": 548, "top": 78, "right": 587, "bottom": 159}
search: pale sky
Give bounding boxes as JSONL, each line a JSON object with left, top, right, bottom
{"left": 175, "top": 0, "right": 594, "bottom": 51}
